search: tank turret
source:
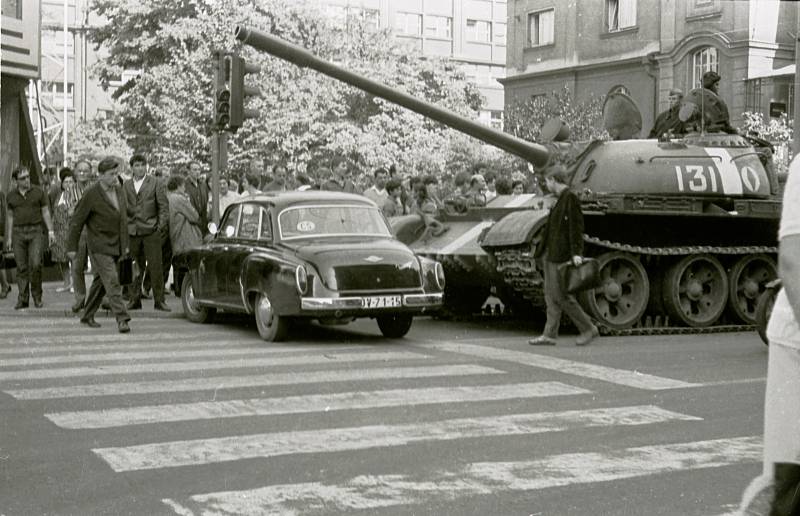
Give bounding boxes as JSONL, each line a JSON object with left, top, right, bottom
{"left": 236, "top": 26, "right": 782, "bottom": 333}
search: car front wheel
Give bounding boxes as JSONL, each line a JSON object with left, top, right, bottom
{"left": 181, "top": 274, "right": 216, "bottom": 323}
{"left": 376, "top": 314, "right": 413, "bottom": 338}
{"left": 255, "top": 292, "right": 289, "bottom": 342}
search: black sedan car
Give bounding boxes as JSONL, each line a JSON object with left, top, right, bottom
{"left": 179, "top": 191, "right": 445, "bottom": 341}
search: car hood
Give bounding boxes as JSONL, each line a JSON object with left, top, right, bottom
{"left": 285, "top": 238, "right": 422, "bottom": 292}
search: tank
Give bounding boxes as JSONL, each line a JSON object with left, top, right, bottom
{"left": 235, "top": 26, "right": 782, "bottom": 331}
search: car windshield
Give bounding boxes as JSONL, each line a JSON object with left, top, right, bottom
{"left": 278, "top": 204, "right": 392, "bottom": 240}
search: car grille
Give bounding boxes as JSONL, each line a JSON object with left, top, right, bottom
{"left": 333, "top": 264, "right": 420, "bottom": 291}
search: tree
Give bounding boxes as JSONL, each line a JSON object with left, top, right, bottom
{"left": 66, "top": 116, "right": 131, "bottom": 165}
{"left": 504, "top": 86, "right": 608, "bottom": 142}
{"left": 89, "top": 0, "right": 484, "bottom": 181}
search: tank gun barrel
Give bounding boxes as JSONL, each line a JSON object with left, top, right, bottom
{"left": 234, "top": 26, "right": 550, "bottom": 168}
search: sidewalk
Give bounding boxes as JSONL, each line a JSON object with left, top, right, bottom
{"left": 0, "top": 279, "right": 184, "bottom": 319}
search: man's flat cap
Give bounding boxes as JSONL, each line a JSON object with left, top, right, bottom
{"left": 98, "top": 157, "right": 119, "bottom": 173}
{"left": 668, "top": 88, "right": 684, "bottom": 96}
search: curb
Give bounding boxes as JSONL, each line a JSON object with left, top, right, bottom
{"left": 0, "top": 308, "right": 185, "bottom": 319}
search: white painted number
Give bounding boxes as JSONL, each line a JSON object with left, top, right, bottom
{"left": 674, "top": 165, "right": 719, "bottom": 193}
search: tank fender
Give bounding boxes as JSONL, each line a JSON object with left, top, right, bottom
{"left": 479, "top": 209, "right": 550, "bottom": 250}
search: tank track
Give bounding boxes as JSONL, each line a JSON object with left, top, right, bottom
{"left": 491, "top": 236, "right": 776, "bottom": 336}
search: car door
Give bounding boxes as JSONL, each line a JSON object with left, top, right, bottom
{"left": 197, "top": 204, "right": 240, "bottom": 302}
{"left": 225, "top": 202, "right": 264, "bottom": 306}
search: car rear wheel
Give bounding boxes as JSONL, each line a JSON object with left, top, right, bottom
{"left": 377, "top": 314, "right": 413, "bottom": 338}
{"left": 255, "top": 292, "right": 289, "bottom": 342}
{"left": 181, "top": 274, "right": 216, "bottom": 324}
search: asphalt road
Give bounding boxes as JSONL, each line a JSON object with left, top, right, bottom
{"left": 0, "top": 312, "right": 768, "bottom": 516}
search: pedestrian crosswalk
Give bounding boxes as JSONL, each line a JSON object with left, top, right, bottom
{"left": 0, "top": 318, "right": 761, "bottom": 515}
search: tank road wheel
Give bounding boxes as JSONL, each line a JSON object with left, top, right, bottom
{"left": 377, "top": 314, "right": 414, "bottom": 338}
{"left": 181, "top": 274, "right": 216, "bottom": 324}
{"left": 254, "top": 292, "right": 289, "bottom": 342}
{"left": 727, "top": 254, "right": 777, "bottom": 324}
{"left": 662, "top": 255, "right": 729, "bottom": 327}
{"left": 579, "top": 252, "right": 649, "bottom": 330}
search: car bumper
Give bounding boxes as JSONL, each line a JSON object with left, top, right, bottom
{"left": 301, "top": 293, "right": 443, "bottom": 311}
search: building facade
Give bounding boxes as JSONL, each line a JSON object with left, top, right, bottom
{"left": 1, "top": 0, "right": 43, "bottom": 190}
{"left": 315, "top": 0, "right": 509, "bottom": 127}
{"left": 502, "top": 0, "right": 797, "bottom": 136}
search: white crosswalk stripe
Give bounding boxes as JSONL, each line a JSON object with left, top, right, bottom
{"left": 5, "top": 364, "right": 503, "bottom": 399}
{"left": 46, "top": 382, "right": 590, "bottom": 429}
{"left": 424, "top": 342, "right": 699, "bottom": 390}
{"left": 93, "top": 405, "right": 700, "bottom": 472}
{"left": 162, "top": 436, "right": 761, "bottom": 515}
{"left": 0, "top": 332, "right": 251, "bottom": 346}
{"left": 0, "top": 350, "right": 423, "bottom": 381}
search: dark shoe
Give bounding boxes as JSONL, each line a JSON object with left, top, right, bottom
{"left": 528, "top": 335, "right": 557, "bottom": 346}
{"left": 71, "top": 300, "right": 85, "bottom": 314}
{"left": 117, "top": 320, "right": 130, "bottom": 333}
{"left": 127, "top": 299, "right": 142, "bottom": 310}
{"left": 33, "top": 298, "right": 43, "bottom": 308}
{"left": 81, "top": 317, "right": 101, "bottom": 328}
{"left": 0, "top": 285, "right": 10, "bottom": 299}
{"left": 153, "top": 301, "right": 171, "bottom": 312}
{"left": 101, "top": 300, "right": 111, "bottom": 311}
{"left": 14, "top": 301, "right": 28, "bottom": 310}
{"left": 576, "top": 325, "right": 600, "bottom": 346}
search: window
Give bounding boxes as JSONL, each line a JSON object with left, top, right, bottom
{"left": 347, "top": 6, "right": 380, "bottom": 31}
{"left": 494, "top": 22, "right": 506, "bottom": 45}
{"left": 220, "top": 205, "right": 241, "bottom": 238}
{"left": 745, "top": 79, "right": 762, "bottom": 113}
{"left": 41, "top": 30, "right": 74, "bottom": 55}
{"left": 692, "top": 47, "right": 718, "bottom": 88}
{"left": 609, "top": 85, "right": 630, "bottom": 96}
{"left": 425, "top": 15, "right": 452, "bottom": 39}
{"left": 490, "top": 110, "right": 503, "bottom": 129}
{"left": 258, "top": 208, "right": 272, "bottom": 240}
{"left": 237, "top": 204, "right": 260, "bottom": 240}
{"left": 607, "top": 0, "right": 637, "bottom": 32}
{"left": 466, "top": 19, "right": 492, "bottom": 43}
{"left": 396, "top": 12, "right": 422, "bottom": 37}
{"left": 278, "top": 205, "right": 391, "bottom": 240}
{"left": 1, "top": 0, "right": 22, "bottom": 19}
{"left": 527, "top": 9, "right": 554, "bottom": 46}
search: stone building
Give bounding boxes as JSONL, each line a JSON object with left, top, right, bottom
{"left": 501, "top": 0, "right": 797, "bottom": 135}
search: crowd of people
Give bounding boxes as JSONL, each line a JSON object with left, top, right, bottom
{"left": 0, "top": 152, "right": 537, "bottom": 331}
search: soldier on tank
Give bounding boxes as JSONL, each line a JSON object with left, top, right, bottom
{"left": 648, "top": 88, "right": 685, "bottom": 139}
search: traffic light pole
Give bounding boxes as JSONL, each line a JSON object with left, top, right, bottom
{"left": 210, "top": 130, "right": 228, "bottom": 225}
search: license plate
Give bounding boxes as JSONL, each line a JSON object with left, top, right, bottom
{"left": 363, "top": 295, "right": 402, "bottom": 308}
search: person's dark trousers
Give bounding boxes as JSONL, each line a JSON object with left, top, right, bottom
{"left": 71, "top": 229, "right": 89, "bottom": 306}
{"left": 143, "top": 236, "right": 172, "bottom": 295}
{"left": 171, "top": 254, "right": 187, "bottom": 297}
{"left": 12, "top": 224, "right": 44, "bottom": 304}
{"left": 541, "top": 255, "right": 594, "bottom": 338}
{"left": 129, "top": 231, "right": 165, "bottom": 304}
{"left": 83, "top": 252, "right": 130, "bottom": 324}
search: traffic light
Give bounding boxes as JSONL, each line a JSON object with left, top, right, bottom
{"left": 229, "top": 54, "right": 261, "bottom": 131}
{"left": 213, "top": 52, "right": 232, "bottom": 129}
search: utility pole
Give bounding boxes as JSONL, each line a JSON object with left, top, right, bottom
{"left": 62, "top": 0, "right": 69, "bottom": 163}
{"left": 794, "top": 4, "right": 800, "bottom": 155}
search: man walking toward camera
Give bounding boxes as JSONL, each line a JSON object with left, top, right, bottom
{"left": 5, "top": 166, "right": 55, "bottom": 309}
{"left": 67, "top": 157, "right": 131, "bottom": 333}
{"left": 123, "top": 154, "right": 170, "bottom": 312}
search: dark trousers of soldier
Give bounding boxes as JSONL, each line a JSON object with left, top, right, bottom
{"left": 12, "top": 224, "right": 44, "bottom": 304}
{"left": 82, "top": 252, "right": 130, "bottom": 323}
{"left": 129, "top": 232, "right": 164, "bottom": 304}
{"left": 541, "top": 255, "right": 594, "bottom": 338}
{"left": 71, "top": 228, "right": 89, "bottom": 306}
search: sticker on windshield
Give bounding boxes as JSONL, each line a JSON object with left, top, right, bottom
{"left": 297, "top": 221, "right": 316, "bottom": 232}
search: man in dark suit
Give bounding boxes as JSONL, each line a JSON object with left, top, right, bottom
{"left": 183, "top": 161, "right": 209, "bottom": 236}
{"left": 67, "top": 157, "right": 131, "bottom": 333}
{"left": 123, "top": 154, "right": 170, "bottom": 311}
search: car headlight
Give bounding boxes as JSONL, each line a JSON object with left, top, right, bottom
{"left": 295, "top": 265, "right": 308, "bottom": 295}
{"left": 434, "top": 261, "right": 445, "bottom": 290}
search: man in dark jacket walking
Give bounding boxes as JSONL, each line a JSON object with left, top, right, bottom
{"left": 123, "top": 154, "right": 170, "bottom": 311}
{"left": 529, "top": 164, "right": 598, "bottom": 346}
{"left": 67, "top": 157, "right": 131, "bottom": 333}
